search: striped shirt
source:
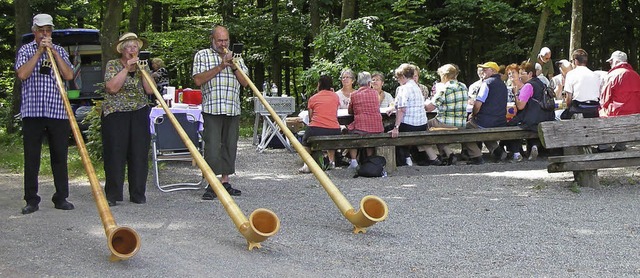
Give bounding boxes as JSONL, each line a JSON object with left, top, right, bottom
{"left": 16, "top": 41, "right": 73, "bottom": 119}
{"left": 433, "top": 80, "right": 468, "bottom": 127}
{"left": 395, "top": 79, "right": 427, "bottom": 126}
{"left": 192, "top": 48, "right": 248, "bottom": 116}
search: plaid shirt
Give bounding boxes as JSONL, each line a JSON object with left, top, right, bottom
{"left": 348, "top": 87, "right": 383, "bottom": 133}
{"left": 16, "top": 41, "right": 73, "bottom": 119}
{"left": 395, "top": 79, "right": 427, "bottom": 126}
{"left": 192, "top": 48, "right": 248, "bottom": 116}
{"left": 433, "top": 80, "right": 469, "bottom": 127}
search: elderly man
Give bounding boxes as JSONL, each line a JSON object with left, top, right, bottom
{"left": 15, "top": 14, "right": 75, "bottom": 214}
{"left": 464, "top": 61, "right": 508, "bottom": 165}
{"left": 599, "top": 50, "right": 640, "bottom": 117}
{"left": 560, "top": 49, "right": 601, "bottom": 119}
{"left": 536, "top": 47, "right": 554, "bottom": 80}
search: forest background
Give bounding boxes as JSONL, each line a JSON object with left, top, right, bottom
{"left": 0, "top": 0, "right": 639, "bottom": 135}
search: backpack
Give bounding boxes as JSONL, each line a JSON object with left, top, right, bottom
{"left": 354, "top": 155, "right": 387, "bottom": 178}
{"left": 532, "top": 84, "right": 556, "bottom": 111}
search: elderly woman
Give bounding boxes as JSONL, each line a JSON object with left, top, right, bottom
{"left": 102, "top": 33, "right": 155, "bottom": 206}
{"left": 371, "top": 72, "right": 394, "bottom": 108}
{"left": 336, "top": 68, "right": 356, "bottom": 109}
{"left": 151, "top": 57, "right": 169, "bottom": 92}
{"left": 425, "top": 64, "right": 469, "bottom": 165}
{"left": 390, "top": 63, "right": 440, "bottom": 166}
{"left": 346, "top": 71, "right": 384, "bottom": 168}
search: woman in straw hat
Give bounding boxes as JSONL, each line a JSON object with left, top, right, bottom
{"left": 102, "top": 32, "right": 155, "bottom": 207}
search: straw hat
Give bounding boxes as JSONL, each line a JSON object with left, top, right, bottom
{"left": 114, "top": 32, "right": 146, "bottom": 54}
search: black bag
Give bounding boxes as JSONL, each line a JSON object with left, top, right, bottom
{"left": 355, "top": 156, "right": 386, "bottom": 178}
{"left": 531, "top": 85, "right": 556, "bottom": 111}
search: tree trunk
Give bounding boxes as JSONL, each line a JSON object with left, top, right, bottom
{"left": 620, "top": 0, "right": 637, "bottom": 69}
{"left": 569, "top": 0, "right": 582, "bottom": 58}
{"left": 271, "top": 0, "right": 281, "bottom": 96}
{"left": 219, "top": 0, "right": 234, "bottom": 23}
{"left": 530, "top": 7, "right": 551, "bottom": 62}
{"left": 310, "top": 0, "right": 320, "bottom": 36}
{"left": 151, "top": 0, "right": 162, "bottom": 32}
{"left": 101, "top": 0, "right": 124, "bottom": 71}
{"left": 340, "top": 0, "right": 356, "bottom": 28}
{"left": 9, "top": 0, "right": 32, "bottom": 133}
{"left": 128, "top": 0, "right": 140, "bottom": 33}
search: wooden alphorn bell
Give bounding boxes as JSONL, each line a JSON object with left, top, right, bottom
{"left": 226, "top": 49, "right": 389, "bottom": 233}
{"left": 45, "top": 48, "right": 141, "bottom": 261}
{"left": 136, "top": 57, "right": 279, "bottom": 250}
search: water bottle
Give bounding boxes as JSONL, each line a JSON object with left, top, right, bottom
{"left": 262, "top": 81, "right": 268, "bottom": 96}
{"left": 270, "top": 84, "right": 278, "bottom": 97}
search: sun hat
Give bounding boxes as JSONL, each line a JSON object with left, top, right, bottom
{"left": 114, "top": 32, "right": 146, "bottom": 54}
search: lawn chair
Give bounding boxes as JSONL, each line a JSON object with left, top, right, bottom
{"left": 151, "top": 112, "right": 205, "bottom": 192}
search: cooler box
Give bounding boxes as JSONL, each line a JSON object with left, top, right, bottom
{"left": 182, "top": 89, "right": 202, "bottom": 105}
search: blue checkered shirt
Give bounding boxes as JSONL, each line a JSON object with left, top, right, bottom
{"left": 192, "top": 49, "right": 248, "bottom": 116}
{"left": 16, "top": 41, "right": 73, "bottom": 119}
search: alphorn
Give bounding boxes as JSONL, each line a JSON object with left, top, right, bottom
{"left": 228, "top": 51, "right": 388, "bottom": 233}
{"left": 136, "top": 58, "right": 279, "bottom": 250}
{"left": 45, "top": 48, "right": 140, "bottom": 261}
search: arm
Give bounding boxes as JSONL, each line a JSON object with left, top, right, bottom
{"left": 16, "top": 47, "right": 44, "bottom": 81}
{"left": 390, "top": 107, "right": 406, "bottom": 138}
{"left": 51, "top": 47, "right": 73, "bottom": 80}
{"left": 105, "top": 58, "right": 138, "bottom": 94}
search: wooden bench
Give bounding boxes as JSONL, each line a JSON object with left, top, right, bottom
{"left": 538, "top": 114, "right": 640, "bottom": 188}
{"left": 308, "top": 126, "right": 538, "bottom": 172}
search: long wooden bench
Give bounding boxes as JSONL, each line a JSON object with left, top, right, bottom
{"left": 308, "top": 126, "right": 539, "bottom": 172}
{"left": 538, "top": 114, "right": 640, "bottom": 188}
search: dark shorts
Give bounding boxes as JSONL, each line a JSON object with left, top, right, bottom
{"left": 302, "top": 126, "right": 342, "bottom": 146}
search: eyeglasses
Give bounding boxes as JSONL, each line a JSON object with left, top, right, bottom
{"left": 35, "top": 27, "right": 53, "bottom": 33}
{"left": 340, "top": 76, "right": 352, "bottom": 80}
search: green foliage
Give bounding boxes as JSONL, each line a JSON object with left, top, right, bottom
{"left": 84, "top": 100, "right": 103, "bottom": 162}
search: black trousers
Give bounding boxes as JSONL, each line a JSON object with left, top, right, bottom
{"left": 22, "top": 117, "right": 71, "bottom": 205}
{"left": 101, "top": 106, "right": 151, "bottom": 202}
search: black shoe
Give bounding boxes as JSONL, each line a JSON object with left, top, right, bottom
{"left": 107, "top": 200, "right": 117, "bottom": 207}
{"left": 448, "top": 153, "right": 458, "bottom": 165}
{"left": 223, "top": 182, "right": 241, "bottom": 196}
{"left": 468, "top": 156, "right": 485, "bottom": 165}
{"left": 21, "top": 204, "right": 39, "bottom": 214}
{"left": 492, "top": 148, "right": 508, "bottom": 162}
{"left": 130, "top": 199, "right": 146, "bottom": 204}
{"left": 202, "top": 186, "right": 216, "bottom": 200}
{"left": 54, "top": 200, "right": 75, "bottom": 210}
{"left": 429, "top": 158, "right": 443, "bottom": 166}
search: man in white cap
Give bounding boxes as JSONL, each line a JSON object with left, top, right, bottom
{"left": 600, "top": 50, "right": 640, "bottom": 117}
{"left": 536, "top": 47, "right": 554, "bottom": 80}
{"left": 15, "top": 14, "right": 75, "bottom": 214}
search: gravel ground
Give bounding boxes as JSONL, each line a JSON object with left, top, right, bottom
{"left": 1, "top": 138, "right": 640, "bottom": 277}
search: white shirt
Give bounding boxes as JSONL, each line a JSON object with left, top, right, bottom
{"left": 564, "top": 65, "right": 601, "bottom": 102}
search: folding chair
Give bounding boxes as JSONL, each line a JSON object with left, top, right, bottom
{"left": 151, "top": 112, "right": 205, "bottom": 192}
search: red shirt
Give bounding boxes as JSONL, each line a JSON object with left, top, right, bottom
{"left": 600, "top": 63, "right": 640, "bottom": 117}
{"left": 348, "top": 87, "right": 383, "bottom": 133}
{"left": 308, "top": 90, "right": 340, "bottom": 129}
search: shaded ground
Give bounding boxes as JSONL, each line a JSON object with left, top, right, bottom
{"left": 1, "top": 138, "right": 640, "bottom": 277}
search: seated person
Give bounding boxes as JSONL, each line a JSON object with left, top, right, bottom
{"left": 371, "top": 72, "right": 394, "bottom": 108}
{"left": 346, "top": 71, "right": 384, "bottom": 168}
{"left": 299, "top": 75, "right": 341, "bottom": 173}
{"left": 425, "top": 64, "right": 468, "bottom": 165}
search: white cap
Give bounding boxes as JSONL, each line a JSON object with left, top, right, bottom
{"left": 33, "top": 14, "right": 54, "bottom": 27}
{"left": 606, "top": 50, "right": 627, "bottom": 63}
{"left": 538, "top": 47, "right": 551, "bottom": 56}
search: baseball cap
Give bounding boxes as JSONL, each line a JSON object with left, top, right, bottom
{"left": 33, "top": 14, "right": 54, "bottom": 27}
{"left": 477, "top": 62, "right": 500, "bottom": 73}
{"left": 606, "top": 50, "right": 627, "bottom": 63}
{"left": 539, "top": 47, "right": 551, "bottom": 56}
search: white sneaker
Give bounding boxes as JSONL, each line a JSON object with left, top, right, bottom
{"left": 298, "top": 164, "right": 311, "bottom": 173}
{"left": 513, "top": 152, "right": 523, "bottom": 162}
{"left": 327, "top": 162, "right": 336, "bottom": 170}
{"left": 406, "top": 157, "right": 413, "bottom": 166}
{"left": 528, "top": 145, "right": 538, "bottom": 161}
{"left": 348, "top": 160, "right": 358, "bottom": 169}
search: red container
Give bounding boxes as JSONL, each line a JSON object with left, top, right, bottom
{"left": 174, "top": 88, "right": 183, "bottom": 103}
{"left": 182, "top": 89, "right": 202, "bottom": 105}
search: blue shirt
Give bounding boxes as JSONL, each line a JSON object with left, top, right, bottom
{"left": 16, "top": 41, "right": 73, "bottom": 120}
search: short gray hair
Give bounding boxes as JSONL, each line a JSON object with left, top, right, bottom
{"left": 357, "top": 71, "right": 372, "bottom": 86}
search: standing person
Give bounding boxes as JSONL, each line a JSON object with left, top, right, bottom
{"left": 599, "top": 50, "right": 640, "bottom": 117}
{"left": 536, "top": 47, "right": 554, "bottom": 80}
{"left": 193, "top": 25, "right": 249, "bottom": 200}
{"left": 15, "top": 14, "right": 75, "bottom": 214}
{"left": 151, "top": 58, "right": 169, "bottom": 93}
{"left": 561, "top": 49, "right": 601, "bottom": 119}
{"left": 346, "top": 72, "right": 384, "bottom": 168}
{"left": 336, "top": 69, "right": 356, "bottom": 109}
{"left": 299, "top": 75, "right": 342, "bottom": 173}
{"left": 464, "top": 61, "right": 509, "bottom": 165}
{"left": 102, "top": 32, "right": 155, "bottom": 206}
{"left": 371, "top": 72, "right": 394, "bottom": 108}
